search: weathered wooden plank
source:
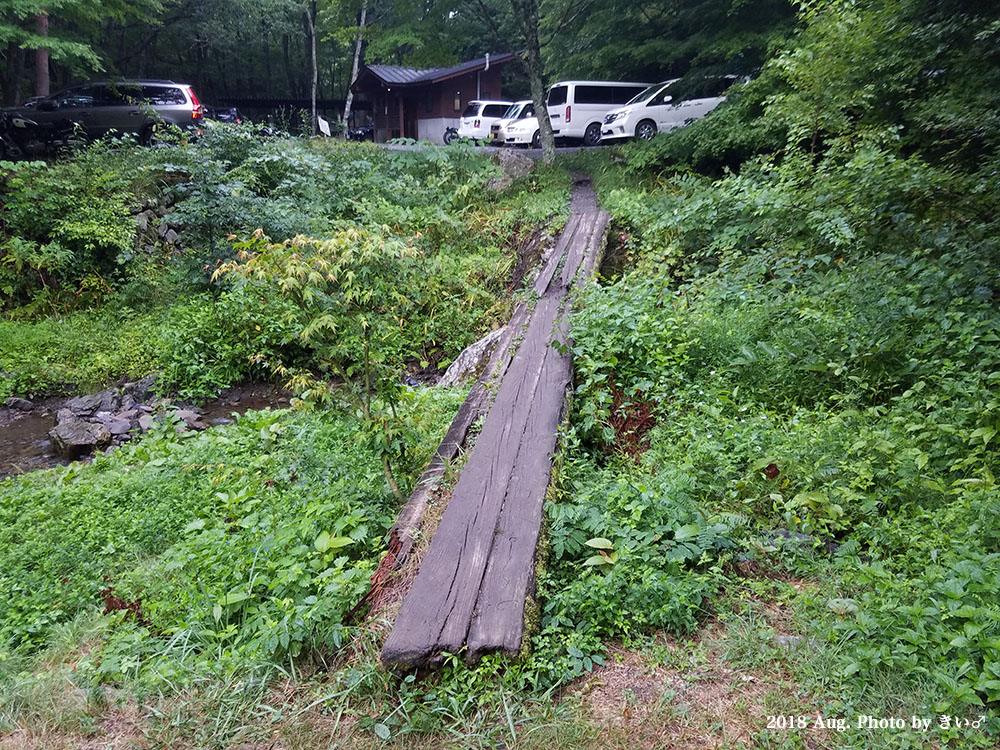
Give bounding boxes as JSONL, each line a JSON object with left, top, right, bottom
{"left": 382, "top": 180, "right": 610, "bottom": 666}
{"left": 389, "top": 382, "right": 485, "bottom": 566}
{"left": 384, "top": 216, "right": 579, "bottom": 569}
{"left": 465, "top": 322, "right": 572, "bottom": 655}
{"left": 382, "top": 291, "right": 566, "bottom": 664}
{"left": 381, "top": 261, "right": 569, "bottom": 662}
{"left": 466, "top": 212, "right": 609, "bottom": 657}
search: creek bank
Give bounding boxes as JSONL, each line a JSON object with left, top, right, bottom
{"left": 0, "top": 382, "right": 288, "bottom": 479}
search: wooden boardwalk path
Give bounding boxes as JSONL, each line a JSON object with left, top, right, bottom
{"left": 382, "top": 180, "right": 609, "bottom": 665}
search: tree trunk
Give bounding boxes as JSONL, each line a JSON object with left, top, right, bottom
{"left": 510, "top": 0, "right": 555, "bottom": 162}
{"left": 342, "top": 0, "right": 368, "bottom": 130}
{"left": 35, "top": 12, "right": 50, "bottom": 97}
{"left": 195, "top": 43, "right": 204, "bottom": 96}
{"left": 305, "top": 0, "right": 318, "bottom": 135}
{"left": 283, "top": 33, "right": 296, "bottom": 96}
{"left": 382, "top": 455, "right": 403, "bottom": 501}
{"left": 3, "top": 44, "right": 27, "bottom": 106}
{"left": 215, "top": 49, "right": 229, "bottom": 97}
{"left": 264, "top": 26, "right": 272, "bottom": 94}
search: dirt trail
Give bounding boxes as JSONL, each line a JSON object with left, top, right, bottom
{"left": 382, "top": 178, "right": 609, "bottom": 665}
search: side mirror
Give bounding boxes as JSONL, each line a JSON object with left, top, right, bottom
{"left": 38, "top": 99, "right": 59, "bottom": 111}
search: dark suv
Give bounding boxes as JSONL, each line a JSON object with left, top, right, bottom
{"left": 4, "top": 80, "right": 204, "bottom": 153}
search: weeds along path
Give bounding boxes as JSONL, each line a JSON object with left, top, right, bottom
{"left": 382, "top": 177, "right": 609, "bottom": 666}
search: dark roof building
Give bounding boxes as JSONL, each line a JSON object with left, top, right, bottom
{"left": 351, "top": 52, "right": 519, "bottom": 144}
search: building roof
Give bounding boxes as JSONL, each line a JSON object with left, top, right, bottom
{"left": 356, "top": 52, "right": 519, "bottom": 89}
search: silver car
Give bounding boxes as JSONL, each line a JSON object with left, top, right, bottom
{"left": 6, "top": 80, "right": 205, "bottom": 152}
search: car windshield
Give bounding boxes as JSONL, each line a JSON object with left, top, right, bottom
{"left": 624, "top": 84, "right": 661, "bottom": 106}
{"left": 502, "top": 103, "right": 521, "bottom": 118}
{"left": 462, "top": 103, "right": 480, "bottom": 117}
{"left": 625, "top": 81, "right": 673, "bottom": 106}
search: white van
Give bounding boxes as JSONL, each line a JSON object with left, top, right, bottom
{"left": 546, "top": 81, "right": 652, "bottom": 145}
{"left": 490, "top": 100, "right": 534, "bottom": 144}
{"left": 601, "top": 77, "right": 741, "bottom": 141}
{"left": 457, "top": 100, "right": 513, "bottom": 140}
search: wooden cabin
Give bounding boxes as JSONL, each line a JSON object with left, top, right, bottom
{"left": 350, "top": 53, "right": 518, "bottom": 144}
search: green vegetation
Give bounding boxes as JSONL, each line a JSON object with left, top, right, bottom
{"left": 0, "top": 390, "right": 462, "bottom": 665}
{"left": 0, "top": 120, "right": 582, "bottom": 748}
{"left": 1, "top": 131, "right": 568, "bottom": 399}
{"left": 531, "top": 0, "right": 1000, "bottom": 744}
{"left": 3, "top": 0, "right": 1000, "bottom": 747}
{"left": 0, "top": 123, "right": 576, "bottom": 746}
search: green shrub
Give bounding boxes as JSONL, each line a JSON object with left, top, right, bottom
{"left": 0, "top": 152, "right": 139, "bottom": 311}
{"left": 559, "top": 28, "right": 1000, "bottom": 705}
{"left": 155, "top": 288, "right": 306, "bottom": 399}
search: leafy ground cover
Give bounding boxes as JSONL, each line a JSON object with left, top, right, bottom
{"left": 0, "top": 389, "right": 463, "bottom": 657}
{"left": 0, "top": 388, "right": 468, "bottom": 738}
{"left": 4, "top": 1, "right": 1000, "bottom": 747}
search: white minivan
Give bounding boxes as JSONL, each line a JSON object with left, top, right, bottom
{"left": 546, "top": 81, "right": 652, "bottom": 145}
{"left": 457, "top": 100, "right": 513, "bottom": 141}
{"left": 601, "top": 77, "right": 740, "bottom": 141}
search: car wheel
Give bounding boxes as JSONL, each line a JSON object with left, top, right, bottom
{"left": 140, "top": 123, "right": 160, "bottom": 147}
{"left": 583, "top": 122, "right": 602, "bottom": 147}
{"left": 531, "top": 130, "right": 541, "bottom": 149}
{"left": 636, "top": 120, "right": 657, "bottom": 141}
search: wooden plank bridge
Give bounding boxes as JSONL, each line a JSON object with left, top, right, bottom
{"left": 382, "top": 179, "right": 609, "bottom": 665}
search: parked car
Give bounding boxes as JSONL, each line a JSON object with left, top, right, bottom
{"left": 456, "top": 99, "right": 513, "bottom": 141}
{"left": 490, "top": 100, "right": 534, "bottom": 145}
{"left": 3, "top": 79, "right": 204, "bottom": 154}
{"left": 503, "top": 116, "right": 543, "bottom": 148}
{"left": 503, "top": 81, "right": 652, "bottom": 148}
{"left": 545, "top": 80, "right": 651, "bottom": 146}
{"left": 601, "top": 76, "right": 742, "bottom": 142}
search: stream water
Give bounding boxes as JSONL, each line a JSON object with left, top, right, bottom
{"left": 0, "top": 385, "right": 288, "bottom": 480}
{"left": 0, "top": 406, "right": 65, "bottom": 478}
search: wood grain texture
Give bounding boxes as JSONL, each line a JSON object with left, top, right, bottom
{"left": 382, "top": 180, "right": 609, "bottom": 666}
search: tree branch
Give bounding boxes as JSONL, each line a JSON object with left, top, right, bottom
{"left": 541, "top": 0, "right": 597, "bottom": 48}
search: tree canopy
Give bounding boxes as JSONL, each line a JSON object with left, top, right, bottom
{"left": 2, "top": 0, "right": 797, "bottom": 108}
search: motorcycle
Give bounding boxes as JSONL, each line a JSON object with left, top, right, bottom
{"left": 0, "top": 111, "right": 26, "bottom": 160}
{"left": 347, "top": 123, "right": 374, "bottom": 142}
{"left": 443, "top": 126, "right": 458, "bottom": 145}
{"left": 0, "top": 108, "right": 84, "bottom": 159}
